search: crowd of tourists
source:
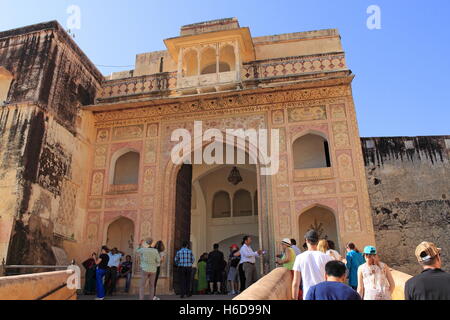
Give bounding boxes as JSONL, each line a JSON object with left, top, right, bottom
{"left": 175, "top": 235, "right": 263, "bottom": 298}
{"left": 282, "top": 230, "right": 450, "bottom": 300}
{"left": 82, "top": 239, "right": 166, "bottom": 300}
{"left": 83, "top": 231, "right": 450, "bottom": 300}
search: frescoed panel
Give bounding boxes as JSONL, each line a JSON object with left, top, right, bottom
{"left": 278, "top": 201, "right": 292, "bottom": 236}
{"left": 288, "top": 105, "right": 327, "bottom": 123}
{"left": 105, "top": 196, "right": 139, "bottom": 209}
{"left": 144, "top": 139, "right": 158, "bottom": 164}
{"left": 342, "top": 197, "right": 362, "bottom": 232}
{"left": 112, "top": 125, "right": 144, "bottom": 141}
{"left": 336, "top": 150, "right": 354, "bottom": 179}
{"left": 294, "top": 183, "right": 336, "bottom": 197}
{"left": 272, "top": 109, "right": 285, "bottom": 126}
{"left": 88, "top": 198, "right": 103, "bottom": 210}
{"left": 94, "top": 145, "right": 108, "bottom": 168}
{"left": 330, "top": 103, "right": 346, "bottom": 119}
{"left": 332, "top": 122, "right": 350, "bottom": 148}
{"left": 143, "top": 167, "right": 156, "bottom": 195}
{"left": 96, "top": 128, "right": 110, "bottom": 143}
{"left": 147, "top": 123, "right": 159, "bottom": 138}
{"left": 340, "top": 181, "right": 357, "bottom": 193}
{"left": 90, "top": 170, "right": 105, "bottom": 196}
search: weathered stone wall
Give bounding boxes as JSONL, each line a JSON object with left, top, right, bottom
{"left": 0, "top": 21, "right": 101, "bottom": 266}
{"left": 362, "top": 136, "right": 450, "bottom": 275}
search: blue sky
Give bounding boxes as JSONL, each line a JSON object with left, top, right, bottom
{"left": 1, "top": 0, "right": 449, "bottom": 137}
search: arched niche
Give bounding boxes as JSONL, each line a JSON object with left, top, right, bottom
{"left": 233, "top": 189, "right": 253, "bottom": 217}
{"left": 106, "top": 217, "right": 135, "bottom": 257}
{"left": 212, "top": 190, "right": 231, "bottom": 218}
{"left": 111, "top": 150, "right": 140, "bottom": 185}
{"left": 293, "top": 133, "right": 331, "bottom": 169}
{"left": 298, "top": 205, "right": 340, "bottom": 251}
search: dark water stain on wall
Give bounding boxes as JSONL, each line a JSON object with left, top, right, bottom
{"left": 362, "top": 136, "right": 447, "bottom": 167}
{"left": 37, "top": 143, "right": 71, "bottom": 196}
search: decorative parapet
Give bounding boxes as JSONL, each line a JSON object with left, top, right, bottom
{"left": 106, "top": 184, "right": 139, "bottom": 195}
{"left": 178, "top": 70, "right": 239, "bottom": 89}
{"left": 96, "top": 52, "right": 348, "bottom": 102}
{"left": 294, "top": 167, "right": 334, "bottom": 182}
{"left": 97, "top": 72, "right": 177, "bottom": 101}
{"left": 242, "top": 52, "right": 347, "bottom": 81}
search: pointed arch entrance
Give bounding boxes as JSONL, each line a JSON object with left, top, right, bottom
{"left": 106, "top": 217, "right": 135, "bottom": 257}
{"left": 165, "top": 138, "right": 272, "bottom": 294}
{"left": 298, "top": 205, "right": 340, "bottom": 252}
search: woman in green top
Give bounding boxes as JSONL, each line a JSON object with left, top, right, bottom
{"left": 276, "top": 239, "right": 296, "bottom": 270}
{"left": 196, "top": 253, "right": 209, "bottom": 294}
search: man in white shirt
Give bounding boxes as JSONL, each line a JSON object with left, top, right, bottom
{"left": 292, "top": 230, "right": 332, "bottom": 300}
{"left": 239, "top": 235, "right": 263, "bottom": 290}
{"left": 105, "top": 247, "right": 124, "bottom": 295}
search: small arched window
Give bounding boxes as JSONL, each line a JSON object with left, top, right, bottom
{"left": 293, "top": 133, "right": 331, "bottom": 169}
{"left": 113, "top": 151, "right": 140, "bottom": 185}
{"left": 233, "top": 189, "right": 253, "bottom": 217}
{"left": 212, "top": 191, "right": 231, "bottom": 218}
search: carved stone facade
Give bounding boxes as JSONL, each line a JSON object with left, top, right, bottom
{"left": 6, "top": 18, "right": 429, "bottom": 296}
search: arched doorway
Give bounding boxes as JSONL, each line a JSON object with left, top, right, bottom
{"left": 106, "top": 217, "right": 135, "bottom": 257}
{"left": 298, "top": 206, "right": 340, "bottom": 252}
{"left": 170, "top": 141, "right": 266, "bottom": 293}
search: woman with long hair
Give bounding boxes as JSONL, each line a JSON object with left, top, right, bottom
{"left": 153, "top": 240, "right": 166, "bottom": 300}
{"left": 318, "top": 239, "right": 342, "bottom": 261}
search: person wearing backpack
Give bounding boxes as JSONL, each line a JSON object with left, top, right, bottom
{"left": 357, "top": 246, "right": 395, "bottom": 300}
{"left": 227, "top": 244, "right": 241, "bottom": 295}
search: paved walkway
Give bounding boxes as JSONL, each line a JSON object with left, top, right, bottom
{"left": 78, "top": 294, "right": 234, "bottom": 301}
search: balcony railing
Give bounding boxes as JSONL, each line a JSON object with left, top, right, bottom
{"left": 96, "top": 52, "right": 347, "bottom": 101}
{"left": 97, "top": 72, "right": 177, "bottom": 101}
{"left": 177, "top": 70, "right": 240, "bottom": 91}
{"left": 241, "top": 52, "right": 347, "bottom": 81}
